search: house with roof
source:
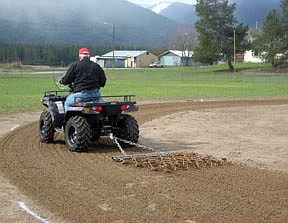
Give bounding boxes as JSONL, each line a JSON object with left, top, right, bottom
{"left": 244, "top": 50, "right": 265, "bottom": 63}
{"left": 159, "top": 50, "right": 197, "bottom": 67}
{"left": 97, "top": 50, "right": 158, "bottom": 68}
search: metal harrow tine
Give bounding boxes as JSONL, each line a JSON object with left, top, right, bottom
{"left": 132, "top": 156, "right": 147, "bottom": 168}
{"left": 159, "top": 155, "right": 174, "bottom": 172}
{"left": 147, "top": 155, "right": 160, "bottom": 171}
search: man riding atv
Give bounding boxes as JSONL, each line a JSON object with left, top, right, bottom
{"left": 59, "top": 47, "right": 107, "bottom": 112}
{"left": 39, "top": 48, "right": 139, "bottom": 152}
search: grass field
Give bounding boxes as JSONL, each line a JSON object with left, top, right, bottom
{"left": 0, "top": 63, "right": 288, "bottom": 113}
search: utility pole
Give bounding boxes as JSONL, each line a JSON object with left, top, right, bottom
{"left": 234, "top": 29, "right": 236, "bottom": 65}
{"left": 104, "top": 22, "right": 115, "bottom": 69}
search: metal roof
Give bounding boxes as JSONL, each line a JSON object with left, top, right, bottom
{"left": 102, "top": 50, "right": 149, "bottom": 58}
{"left": 160, "top": 50, "right": 194, "bottom": 58}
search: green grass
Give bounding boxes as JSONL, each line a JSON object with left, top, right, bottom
{"left": 0, "top": 78, "right": 55, "bottom": 112}
{"left": 0, "top": 63, "right": 287, "bottom": 113}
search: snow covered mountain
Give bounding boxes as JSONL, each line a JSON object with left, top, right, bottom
{"left": 128, "top": 0, "right": 196, "bottom": 13}
{"left": 136, "top": 1, "right": 193, "bottom": 14}
{"left": 143, "top": 0, "right": 282, "bottom": 28}
{"left": 150, "top": 2, "right": 174, "bottom": 14}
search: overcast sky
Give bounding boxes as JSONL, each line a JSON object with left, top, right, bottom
{"left": 127, "top": 0, "right": 197, "bottom": 6}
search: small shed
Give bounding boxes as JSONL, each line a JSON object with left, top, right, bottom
{"left": 244, "top": 50, "right": 265, "bottom": 63}
{"left": 99, "top": 50, "right": 158, "bottom": 68}
{"left": 159, "top": 50, "right": 195, "bottom": 67}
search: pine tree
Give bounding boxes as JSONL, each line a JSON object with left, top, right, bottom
{"left": 193, "top": 0, "right": 248, "bottom": 71}
{"left": 253, "top": 9, "right": 284, "bottom": 66}
{"left": 280, "top": 0, "right": 288, "bottom": 60}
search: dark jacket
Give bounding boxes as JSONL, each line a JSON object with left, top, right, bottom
{"left": 61, "top": 57, "right": 106, "bottom": 93}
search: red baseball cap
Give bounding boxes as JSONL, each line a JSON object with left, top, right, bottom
{"left": 78, "top": 48, "right": 90, "bottom": 57}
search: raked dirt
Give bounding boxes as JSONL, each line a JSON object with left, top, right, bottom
{"left": 0, "top": 99, "right": 287, "bottom": 223}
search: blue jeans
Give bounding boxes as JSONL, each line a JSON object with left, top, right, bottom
{"left": 64, "top": 89, "right": 102, "bottom": 112}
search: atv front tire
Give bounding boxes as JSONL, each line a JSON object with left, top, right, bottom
{"left": 64, "top": 116, "right": 92, "bottom": 152}
{"left": 39, "top": 111, "right": 54, "bottom": 143}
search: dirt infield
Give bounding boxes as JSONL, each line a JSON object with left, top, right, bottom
{"left": 0, "top": 99, "right": 288, "bottom": 223}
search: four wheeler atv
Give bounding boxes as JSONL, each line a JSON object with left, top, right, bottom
{"left": 39, "top": 90, "right": 139, "bottom": 152}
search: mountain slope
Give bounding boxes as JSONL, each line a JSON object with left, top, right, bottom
{"left": 0, "top": 0, "right": 178, "bottom": 46}
{"left": 158, "top": 0, "right": 281, "bottom": 28}
{"left": 160, "top": 3, "right": 197, "bottom": 26}
{"left": 236, "top": 0, "right": 281, "bottom": 28}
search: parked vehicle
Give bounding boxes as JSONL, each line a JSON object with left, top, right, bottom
{"left": 149, "top": 61, "right": 163, "bottom": 68}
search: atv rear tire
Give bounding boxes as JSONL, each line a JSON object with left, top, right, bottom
{"left": 39, "top": 111, "right": 54, "bottom": 143}
{"left": 116, "top": 114, "right": 139, "bottom": 147}
{"left": 64, "top": 116, "right": 92, "bottom": 152}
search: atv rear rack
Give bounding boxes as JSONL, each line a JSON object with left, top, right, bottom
{"left": 71, "top": 95, "right": 137, "bottom": 107}
{"left": 43, "top": 90, "right": 136, "bottom": 103}
{"left": 42, "top": 91, "right": 138, "bottom": 113}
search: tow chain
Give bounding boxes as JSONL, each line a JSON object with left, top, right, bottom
{"left": 110, "top": 135, "right": 127, "bottom": 155}
{"left": 112, "top": 136, "right": 156, "bottom": 153}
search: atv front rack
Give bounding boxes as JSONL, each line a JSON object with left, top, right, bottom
{"left": 44, "top": 90, "right": 70, "bottom": 97}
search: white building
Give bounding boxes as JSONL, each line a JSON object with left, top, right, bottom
{"left": 244, "top": 50, "right": 265, "bottom": 63}
{"left": 159, "top": 50, "right": 197, "bottom": 67}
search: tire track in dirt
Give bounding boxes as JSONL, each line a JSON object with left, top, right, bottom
{"left": 0, "top": 99, "right": 288, "bottom": 223}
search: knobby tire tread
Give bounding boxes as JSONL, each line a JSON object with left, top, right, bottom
{"left": 65, "top": 116, "right": 92, "bottom": 152}
{"left": 39, "top": 111, "right": 54, "bottom": 143}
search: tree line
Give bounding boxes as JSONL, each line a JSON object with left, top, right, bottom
{"left": 0, "top": 44, "right": 113, "bottom": 66}
{"left": 0, "top": 43, "right": 166, "bottom": 67}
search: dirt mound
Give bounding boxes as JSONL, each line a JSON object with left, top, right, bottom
{"left": 0, "top": 99, "right": 288, "bottom": 223}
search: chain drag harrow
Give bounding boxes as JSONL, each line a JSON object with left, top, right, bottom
{"left": 111, "top": 135, "right": 230, "bottom": 172}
